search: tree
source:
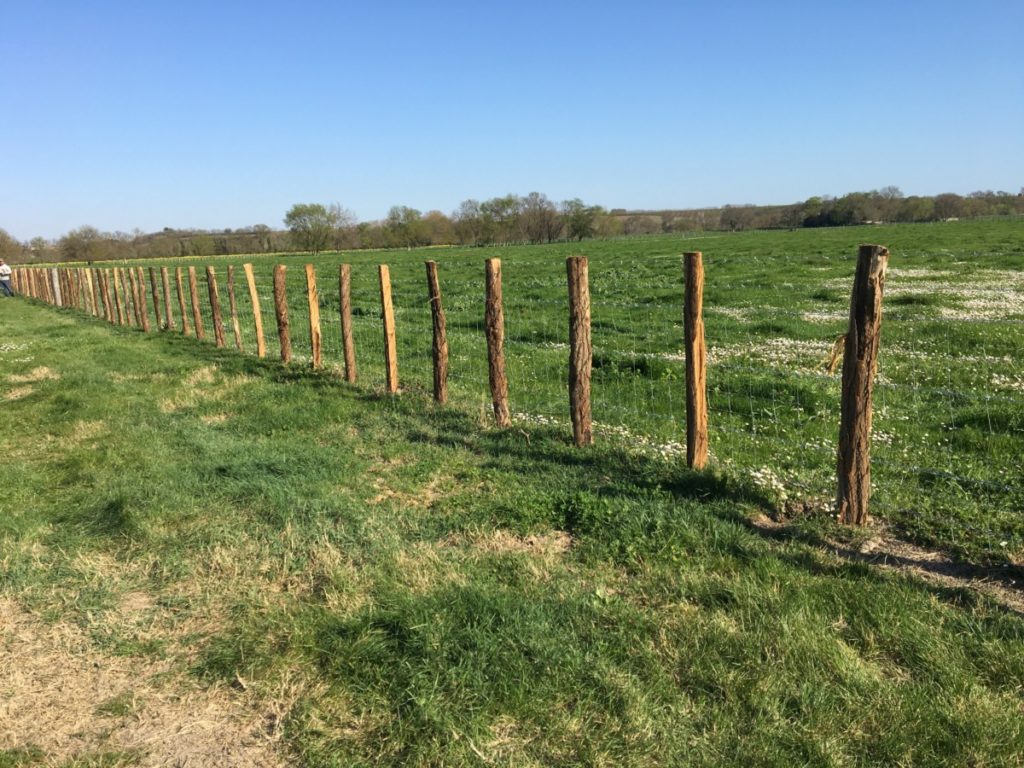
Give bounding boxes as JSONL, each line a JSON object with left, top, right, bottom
{"left": 58, "top": 225, "right": 104, "bottom": 262}
{"left": 0, "top": 228, "right": 23, "bottom": 262}
{"left": 520, "top": 192, "right": 561, "bottom": 243}
{"left": 284, "top": 203, "right": 352, "bottom": 254}
{"left": 561, "top": 199, "right": 601, "bottom": 241}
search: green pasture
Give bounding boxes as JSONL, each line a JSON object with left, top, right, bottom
{"left": 2, "top": 219, "right": 1023, "bottom": 766}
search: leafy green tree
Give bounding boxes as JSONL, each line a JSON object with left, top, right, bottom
{"left": 284, "top": 203, "right": 352, "bottom": 254}
{"left": 561, "top": 199, "right": 602, "bottom": 241}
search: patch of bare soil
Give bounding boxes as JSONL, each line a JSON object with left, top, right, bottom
{"left": 750, "top": 514, "right": 1024, "bottom": 614}
{"left": 0, "top": 598, "right": 285, "bottom": 767}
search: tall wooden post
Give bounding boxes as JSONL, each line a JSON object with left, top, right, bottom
{"left": 175, "top": 268, "right": 191, "bottom": 336}
{"left": 684, "top": 252, "right": 708, "bottom": 470}
{"left": 305, "top": 265, "right": 322, "bottom": 369}
{"left": 102, "top": 270, "right": 115, "bottom": 322}
{"left": 148, "top": 268, "right": 163, "bottom": 329}
{"left": 134, "top": 267, "right": 150, "bottom": 331}
{"left": 87, "top": 269, "right": 99, "bottom": 316}
{"left": 188, "top": 266, "right": 205, "bottom": 339}
{"left": 226, "top": 265, "right": 244, "bottom": 352}
{"left": 567, "top": 256, "right": 593, "bottom": 446}
{"left": 243, "top": 264, "right": 266, "bottom": 358}
{"left": 50, "top": 268, "right": 62, "bottom": 307}
{"left": 837, "top": 245, "right": 889, "bottom": 526}
{"left": 127, "top": 267, "right": 142, "bottom": 326}
{"left": 425, "top": 261, "right": 448, "bottom": 404}
{"left": 161, "top": 267, "right": 175, "bottom": 331}
{"left": 273, "top": 264, "right": 291, "bottom": 362}
{"left": 484, "top": 258, "right": 511, "bottom": 427}
{"left": 379, "top": 265, "right": 398, "bottom": 393}
{"left": 339, "top": 264, "right": 356, "bottom": 382}
{"left": 206, "top": 267, "right": 225, "bottom": 348}
{"left": 112, "top": 268, "right": 126, "bottom": 325}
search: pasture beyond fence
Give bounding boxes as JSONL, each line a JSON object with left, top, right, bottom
{"left": 9, "top": 234, "right": 1023, "bottom": 548}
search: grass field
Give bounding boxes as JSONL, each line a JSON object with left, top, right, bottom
{"left": 2, "top": 220, "right": 1023, "bottom": 766}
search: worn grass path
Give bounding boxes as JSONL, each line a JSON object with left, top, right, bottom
{"left": 2, "top": 296, "right": 1023, "bottom": 767}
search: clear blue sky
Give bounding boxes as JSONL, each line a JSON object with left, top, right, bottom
{"left": 2, "top": 0, "right": 1022, "bottom": 240}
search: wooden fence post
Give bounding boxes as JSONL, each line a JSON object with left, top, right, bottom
{"left": 134, "top": 267, "right": 150, "bottom": 331}
{"left": 226, "top": 265, "right": 244, "bottom": 352}
{"left": 50, "top": 268, "right": 62, "bottom": 307}
{"left": 243, "top": 264, "right": 265, "bottom": 358}
{"left": 567, "top": 256, "right": 593, "bottom": 446}
{"left": 146, "top": 268, "right": 161, "bottom": 328}
{"left": 484, "top": 258, "right": 511, "bottom": 427}
{"left": 89, "top": 269, "right": 101, "bottom": 316}
{"left": 425, "top": 261, "right": 448, "bottom": 404}
{"left": 112, "top": 268, "right": 127, "bottom": 325}
{"left": 188, "top": 266, "right": 205, "bottom": 339}
{"left": 339, "top": 264, "right": 356, "bottom": 382}
{"left": 305, "top": 264, "right": 322, "bottom": 369}
{"left": 123, "top": 268, "right": 138, "bottom": 326}
{"left": 684, "top": 252, "right": 709, "bottom": 470}
{"left": 161, "top": 267, "right": 175, "bottom": 331}
{"left": 126, "top": 267, "right": 140, "bottom": 325}
{"left": 837, "top": 244, "right": 889, "bottom": 526}
{"left": 379, "top": 265, "right": 398, "bottom": 393}
{"left": 175, "top": 268, "right": 191, "bottom": 336}
{"left": 273, "top": 264, "right": 291, "bottom": 362}
{"left": 206, "top": 267, "right": 225, "bottom": 348}
{"left": 102, "top": 270, "right": 115, "bottom": 322}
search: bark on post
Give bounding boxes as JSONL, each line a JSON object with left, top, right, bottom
{"left": 127, "top": 267, "right": 143, "bottom": 326}
{"left": 243, "top": 264, "right": 266, "bottom": 358}
{"left": 567, "top": 256, "right": 593, "bottom": 446}
{"left": 305, "top": 264, "right": 322, "bottom": 369}
{"left": 684, "top": 251, "right": 709, "bottom": 470}
{"left": 148, "top": 268, "right": 163, "bottom": 329}
{"left": 206, "top": 266, "right": 225, "bottom": 348}
{"left": 89, "top": 269, "right": 101, "bottom": 316}
{"left": 102, "top": 271, "right": 115, "bottom": 322}
{"left": 50, "top": 269, "right": 62, "bottom": 307}
{"left": 134, "top": 267, "right": 150, "bottom": 331}
{"left": 175, "top": 268, "right": 191, "bottom": 336}
{"left": 188, "top": 266, "right": 205, "bottom": 339}
{"left": 273, "top": 264, "right": 291, "bottom": 363}
{"left": 112, "top": 268, "right": 126, "bottom": 325}
{"left": 837, "top": 244, "right": 890, "bottom": 526}
{"left": 226, "top": 265, "right": 244, "bottom": 352}
{"left": 161, "top": 267, "right": 175, "bottom": 331}
{"left": 484, "top": 258, "right": 511, "bottom": 427}
{"left": 425, "top": 260, "right": 448, "bottom": 404}
{"left": 120, "top": 268, "right": 136, "bottom": 326}
{"left": 379, "top": 265, "right": 399, "bottom": 393}
{"left": 339, "top": 264, "right": 356, "bottom": 382}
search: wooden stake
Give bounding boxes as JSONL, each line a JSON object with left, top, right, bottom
{"left": 148, "top": 268, "right": 163, "bottom": 329}
{"left": 837, "top": 244, "right": 889, "bottom": 526}
{"left": 273, "top": 264, "right": 291, "bottom": 362}
{"left": 135, "top": 267, "right": 150, "bottom": 331}
{"left": 379, "top": 265, "right": 399, "bottom": 393}
{"left": 175, "top": 268, "right": 191, "bottom": 336}
{"left": 425, "top": 261, "right": 448, "bottom": 404}
{"left": 206, "top": 266, "right": 225, "bottom": 348}
{"left": 684, "top": 251, "right": 708, "bottom": 470}
{"left": 112, "top": 268, "right": 126, "bottom": 325}
{"left": 243, "top": 264, "right": 266, "bottom": 358}
{"left": 102, "top": 270, "right": 115, "bottom": 322}
{"left": 161, "top": 267, "right": 175, "bottom": 331}
{"left": 127, "top": 266, "right": 142, "bottom": 326}
{"left": 50, "top": 268, "right": 62, "bottom": 307}
{"left": 305, "top": 264, "right": 322, "bottom": 369}
{"left": 484, "top": 258, "right": 511, "bottom": 427}
{"left": 339, "top": 264, "right": 356, "bottom": 382}
{"left": 227, "top": 265, "right": 244, "bottom": 352}
{"left": 567, "top": 256, "right": 593, "bottom": 446}
{"left": 188, "top": 266, "right": 205, "bottom": 339}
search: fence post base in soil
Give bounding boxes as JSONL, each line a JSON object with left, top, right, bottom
{"left": 484, "top": 258, "right": 511, "bottom": 427}
{"left": 379, "top": 265, "right": 398, "bottom": 393}
{"left": 684, "top": 251, "right": 709, "bottom": 470}
{"left": 425, "top": 261, "right": 448, "bottom": 404}
{"left": 339, "top": 264, "right": 356, "bottom": 382}
{"left": 243, "top": 264, "right": 266, "bottom": 358}
{"left": 566, "top": 256, "right": 592, "bottom": 446}
{"left": 273, "top": 264, "right": 291, "bottom": 363}
{"left": 837, "top": 244, "right": 889, "bottom": 526}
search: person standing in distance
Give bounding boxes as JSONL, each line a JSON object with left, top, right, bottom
{"left": 0, "top": 259, "right": 13, "bottom": 297}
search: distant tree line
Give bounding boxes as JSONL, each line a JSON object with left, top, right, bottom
{"left": 2, "top": 187, "right": 1021, "bottom": 263}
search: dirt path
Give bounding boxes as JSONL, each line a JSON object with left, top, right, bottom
{"left": 0, "top": 598, "right": 284, "bottom": 767}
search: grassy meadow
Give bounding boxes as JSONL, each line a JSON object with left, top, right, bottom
{"left": 2, "top": 219, "right": 1023, "bottom": 766}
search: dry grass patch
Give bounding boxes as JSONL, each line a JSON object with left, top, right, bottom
{"left": 4, "top": 385, "right": 34, "bottom": 401}
{"left": 159, "top": 365, "right": 256, "bottom": 413}
{"left": 0, "top": 597, "right": 285, "bottom": 768}
{"left": 8, "top": 366, "right": 60, "bottom": 383}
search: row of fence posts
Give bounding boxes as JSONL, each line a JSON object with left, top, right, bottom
{"left": 11, "top": 244, "right": 888, "bottom": 526}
